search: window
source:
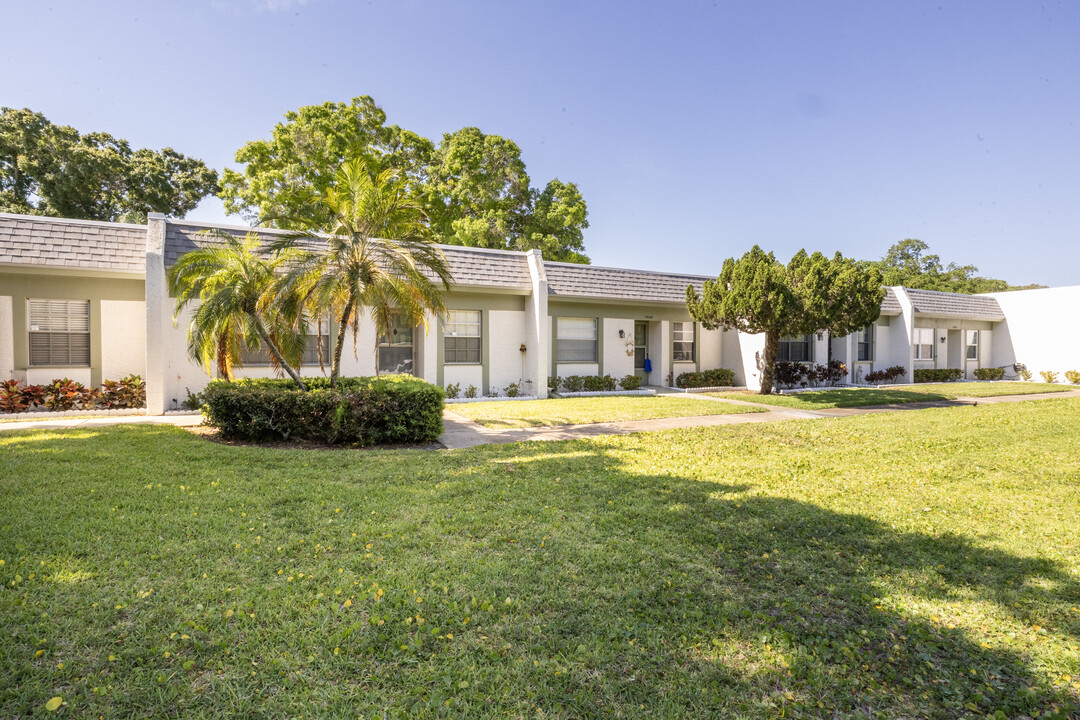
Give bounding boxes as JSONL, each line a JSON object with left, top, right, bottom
{"left": 444, "top": 310, "right": 481, "bottom": 365}
{"left": 966, "top": 330, "right": 979, "bottom": 360}
{"left": 239, "top": 317, "right": 329, "bottom": 366}
{"left": 777, "top": 334, "right": 812, "bottom": 363}
{"left": 914, "top": 328, "right": 934, "bottom": 360}
{"left": 378, "top": 313, "right": 414, "bottom": 374}
{"left": 856, "top": 324, "right": 874, "bottom": 362}
{"left": 673, "top": 322, "right": 695, "bottom": 362}
{"left": 556, "top": 317, "right": 597, "bottom": 363}
{"left": 28, "top": 299, "right": 90, "bottom": 367}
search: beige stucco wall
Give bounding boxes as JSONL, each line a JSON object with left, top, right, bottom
{"left": 101, "top": 299, "right": 146, "bottom": 380}
{"left": 1, "top": 270, "right": 144, "bottom": 389}
{"left": 0, "top": 295, "right": 12, "bottom": 379}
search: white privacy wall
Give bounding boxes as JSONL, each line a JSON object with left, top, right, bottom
{"left": 989, "top": 286, "right": 1080, "bottom": 378}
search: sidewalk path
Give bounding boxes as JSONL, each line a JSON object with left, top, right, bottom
{"left": 439, "top": 389, "right": 1080, "bottom": 449}
{"left": 2, "top": 390, "right": 1076, "bottom": 446}
{"left": 0, "top": 413, "right": 203, "bottom": 432}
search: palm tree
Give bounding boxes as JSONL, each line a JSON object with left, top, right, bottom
{"left": 272, "top": 158, "right": 453, "bottom": 387}
{"left": 168, "top": 230, "right": 311, "bottom": 390}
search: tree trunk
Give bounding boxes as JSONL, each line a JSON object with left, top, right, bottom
{"left": 330, "top": 296, "right": 354, "bottom": 389}
{"left": 254, "top": 322, "right": 307, "bottom": 391}
{"left": 759, "top": 330, "right": 780, "bottom": 395}
{"left": 216, "top": 334, "right": 233, "bottom": 381}
{"left": 826, "top": 330, "right": 833, "bottom": 387}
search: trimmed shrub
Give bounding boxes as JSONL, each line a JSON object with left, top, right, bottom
{"left": 914, "top": 368, "right": 963, "bottom": 383}
{"left": 464, "top": 385, "right": 478, "bottom": 399}
{"left": 562, "top": 375, "right": 586, "bottom": 393}
{"left": 1039, "top": 370, "right": 1059, "bottom": 384}
{"left": 1065, "top": 370, "right": 1080, "bottom": 385}
{"left": 619, "top": 374, "right": 642, "bottom": 391}
{"left": 444, "top": 382, "right": 460, "bottom": 400}
{"left": 973, "top": 367, "right": 1005, "bottom": 381}
{"left": 1018, "top": 367, "right": 1032, "bottom": 381}
{"left": 676, "top": 368, "right": 736, "bottom": 389}
{"left": 201, "top": 375, "right": 444, "bottom": 445}
{"left": 547, "top": 376, "right": 562, "bottom": 393}
{"left": 503, "top": 382, "right": 520, "bottom": 398}
{"left": 582, "top": 375, "right": 605, "bottom": 392}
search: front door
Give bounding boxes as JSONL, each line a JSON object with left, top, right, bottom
{"left": 378, "top": 314, "right": 414, "bottom": 374}
{"left": 634, "top": 321, "right": 649, "bottom": 380}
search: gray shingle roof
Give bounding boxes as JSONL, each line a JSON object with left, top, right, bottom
{"left": 544, "top": 261, "right": 709, "bottom": 304}
{"left": 904, "top": 287, "right": 1004, "bottom": 320}
{"left": 0, "top": 213, "right": 145, "bottom": 273}
{"left": 164, "top": 221, "right": 533, "bottom": 290}
{"left": 881, "top": 287, "right": 902, "bottom": 314}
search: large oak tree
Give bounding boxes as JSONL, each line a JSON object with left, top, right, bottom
{"left": 219, "top": 96, "right": 590, "bottom": 263}
{"left": 0, "top": 107, "right": 218, "bottom": 222}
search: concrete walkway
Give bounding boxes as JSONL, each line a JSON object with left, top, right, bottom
{"left": 438, "top": 389, "right": 1080, "bottom": 449}
{"left": 0, "top": 413, "right": 203, "bottom": 432}
{"left": 3, "top": 389, "right": 1076, "bottom": 446}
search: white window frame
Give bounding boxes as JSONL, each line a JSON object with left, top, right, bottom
{"left": 856, "top": 324, "right": 874, "bottom": 362}
{"left": 239, "top": 316, "right": 330, "bottom": 366}
{"left": 966, "top": 330, "right": 979, "bottom": 360}
{"left": 672, "top": 322, "right": 695, "bottom": 362}
{"left": 778, "top": 334, "right": 813, "bottom": 363}
{"left": 556, "top": 317, "right": 598, "bottom": 363}
{"left": 28, "top": 298, "right": 91, "bottom": 367}
{"left": 444, "top": 310, "right": 482, "bottom": 365}
{"left": 913, "top": 328, "right": 935, "bottom": 360}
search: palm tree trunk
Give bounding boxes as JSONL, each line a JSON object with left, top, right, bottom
{"left": 254, "top": 323, "right": 307, "bottom": 391}
{"left": 216, "top": 333, "right": 234, "bottom": 381}
{"left": 330, "top": 295, "right": 354, "bottom": 389}
{"left": 759, "top": 330, "right": 780, "bottom": 395}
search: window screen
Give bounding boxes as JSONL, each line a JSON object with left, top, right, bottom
{"left": 444, "top": 310, "right": 481, "bottom": 364}
{"left": 556, "top": 317, "right": 597, "bottom": 363}
{"left": 28, "top": 299, "right": 90, "bottom": 366}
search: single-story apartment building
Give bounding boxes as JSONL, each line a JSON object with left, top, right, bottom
{"left": 1, "top": 211, "right": 1077, "bottom": 413}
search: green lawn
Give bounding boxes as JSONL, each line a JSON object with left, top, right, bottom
{"left": 2, "top": 400, "right": 1079, "bottom": 718}
{"left": 907, "top": 381, "right": 1075, "bottom": 398}
{"left": 708, "top": 382, "right": 1075, "bottom": 410}
{"left": 449, "top": 395, "right": 763, "bottom": 428}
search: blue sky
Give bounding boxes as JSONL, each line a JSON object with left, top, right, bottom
{"left": 3, "top": 0, "right": 1078, "bottom": 285}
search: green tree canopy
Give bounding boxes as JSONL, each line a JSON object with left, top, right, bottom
{"left": 220, "top": 97, "right": 590, "bottom": 263}
{"left": 687, "top": 247, "right": 884, "bottom": 394}
{"left": 870, "top": 239, "right": 1044, "bottom": 294}
{"left": 0, "top": 107, "right": 218, "bottom": 222}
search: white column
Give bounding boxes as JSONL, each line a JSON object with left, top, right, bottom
{"left": 525, "top": 250, "right": 549, "bottom": 398}
{"left": 145, "top": 213, "right": 167, "bottom": 415}
{"left": 893, "top": 287, "right": 916, "bottom": 384}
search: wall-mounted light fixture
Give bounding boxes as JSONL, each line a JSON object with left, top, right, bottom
{"left": 519, "top": 343, "right": 527, "bottom": 354}
{"left": 618, "top": 329, "right": 625, "bottom": 339}
{"left": 940, "top": 336, "right": 947, "bottom": 343}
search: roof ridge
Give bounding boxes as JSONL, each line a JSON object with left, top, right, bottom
{"left": 0, "top": 212, "right": 147, "bottom": 231}
{"left": 544, "top": 260, "right": 714, "bottom": 281}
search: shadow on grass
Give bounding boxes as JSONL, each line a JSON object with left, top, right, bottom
{"left": 2, "top": 426, "right": 1077, "bottom": 718}
{"left": 442, "top": 442, "right": 1080, "bottom": 717}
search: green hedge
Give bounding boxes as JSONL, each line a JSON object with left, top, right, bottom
{"left": 201, "top": 375, "right": 444, "bottom": 445}
{"left": 676, "top": 368, "right": 736, "bottom": 389}
{"left": 973, "top": 367, "right": 1005, "bottom": 381}
{"left": 913, "top": 368, "right": 963, "bottom": 383}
